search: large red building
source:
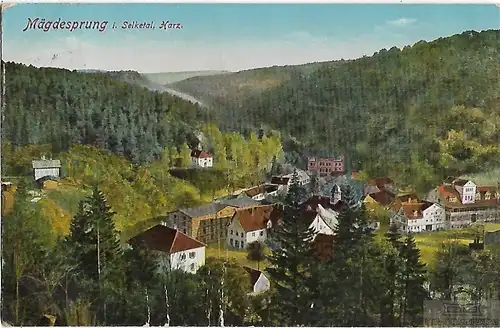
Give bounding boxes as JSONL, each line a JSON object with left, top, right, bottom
{"left": 307, "top": 156, "right": 345, "bottom": 176}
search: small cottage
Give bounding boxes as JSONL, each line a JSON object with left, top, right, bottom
{"left": 243, "top": 266, "right": 270, "bottom": 295}
{"left": 32, "top": 156, "right": 61, "bottom": 181}
{"left": 191, "top": 150, "right": 213, "bottom": 168}
{"left": 129, "top": 225, "right": 207, "bottom": 274}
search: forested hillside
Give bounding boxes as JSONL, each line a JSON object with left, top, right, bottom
{"left": 168, "top": 60, "right": 342, "bottom": 106}
{"left": 214, "top": 29, "right": 500, "bottom": 191}
{"left": 3, "top": 62, "right": 204, "bottom": 164}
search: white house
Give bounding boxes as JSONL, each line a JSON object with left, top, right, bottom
{"left": 303, "top": 204, "right": 337, "bottom": 237}
{"left": 227, "top": 205, "right": 280, "bottom": 249}
{"left": 32, "top": 156, "right": 61, "bottom": 181}
{"left": 190, "top": 150, "right": 213, "bottom": 168}
{"left": 129, "top": 225, "right": 207, "bottom": 274}
{"left": 453, "top": 179, "right": 476, "bottom": 204}
{"left": 243, "top": 266, "right": 270, "bottom": 295}
{"left": 283, "top": 169, "right": 311, "bottom": 186}
{"left": 392, "top": 201, "right": 445, "bottom": 233}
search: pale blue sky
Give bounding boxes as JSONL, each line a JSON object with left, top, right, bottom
{"left": 3, "top": 3, "right": 499, "bottom": 72}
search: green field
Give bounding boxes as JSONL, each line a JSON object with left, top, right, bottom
{"left": 206, "top": 242, "right": 271, "bottom": 270}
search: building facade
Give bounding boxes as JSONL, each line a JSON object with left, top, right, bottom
{"left": 190, "top": 150, "right": 213, "bottom": 168}
{"left": 307, "top": 156, "right": 345, "bottom": 176}
{"left": 32, "top": 157, "right": 61, "bottom": 181}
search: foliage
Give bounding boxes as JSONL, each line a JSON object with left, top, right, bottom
{"left": 246, "top": 241, "right": 266, "bottom": 270}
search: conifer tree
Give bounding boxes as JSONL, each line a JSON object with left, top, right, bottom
{"left": 266, "top": 169, "right": 316, "bottom": 326}
{"left": 309, "top": 171, "right": 319, "bottom": 195}
{"left": 399, "top": 234, "right": 428, "bottom": 326}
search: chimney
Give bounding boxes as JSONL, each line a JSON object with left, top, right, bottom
{"left": 413, "top": 210, "right": 419, "bottom": 217}
{"left": 41, "top": 155, "right": 46, "bottom": 160}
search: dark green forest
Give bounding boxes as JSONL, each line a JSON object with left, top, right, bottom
{"left": 2, "top": 62, "right": 206, "bottom": 164}
{"left": 197, "top": 29, "right": 500, "bottom": 191}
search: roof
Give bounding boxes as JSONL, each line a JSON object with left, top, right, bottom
{"left": 244, "top": 185, "right": 266, "bottom": 198}
{"left": 453, "top": 179, "right": 472, "bottom": 187}
{"left": 243, "top": 266, "right": 264, "bottom": 288}
{"left": 396, "top": 192, "right": 420, "bottom": 203}
{"left": 301, "top": 195, "right": 337, "bottom": 211}
{"left": 191, "top": 149, "right": 212, "bottom": 159}
{"left": 368, "top": 190, "right": 396, "bottom": 206}
{"left": 270, "top": 176, "right": 290, "bottom": 185}
{"left": 437, "top": 184, "right": 500, "bottom": 208}
{"left": 128, "top": 225, "right": 206, "bottom": 254}
{"left": 219, "top": 196, "right": 261, "bottom": 208}
{"left": 234, "top": 205, "right": 280, "bottom": 232}
{"left": 32, "top": 159, "right": 61, "bottom": 169}
{"left": 401, "top": 201, "right": 434, "bottom": 220}
{"left": 179, "top": 203, "right": 230, "bottom": 218}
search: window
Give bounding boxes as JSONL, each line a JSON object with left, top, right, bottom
{"left": 190, "top": 263, "right": 195, "bottom": 271}
{"left": 252, "top": 232, "right": 256, "bottom": 237}
{"left": 181, "top": 253, "right": 186, "bottom": 260}
{"left": 183, "top": 229, "right": 187, "bottom": 233}
{"left": 240, "top": 232, "right": 244, "bottom": 237}
{"left": 230, "top": 230, "right": 233, "bottom": 235}
{"left": 241, "top": 242, "right": 244, "bottom": 249}
{"left": 260, "top": 231, "right": 264, "bottom": 236}
{"left": 235, "top": 240, "right": 239, "bottom": 248}
{"left": 230, "top": 239, "right": 233, "bottom": 246}
{"left": 189, "top": 252, "right": 195, "bottom": 259}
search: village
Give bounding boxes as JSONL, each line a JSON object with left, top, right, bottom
{"left": 3, "top": 149, "right": 500, "bottom": 297}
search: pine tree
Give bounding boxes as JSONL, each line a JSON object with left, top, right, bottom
{"left": 309, "top": 171, "right": 319, "bottom": 195}
{"left": 399, "top": 234, "right": 428, "bottom": 326}
{"left": 380, "top": 224, "right": 404, "bottom": 326}
{"left": 320, "top": 184, "right": 379, "bottom": 326}
{"left": 266, "top": 169, "right": 316, "bottom": 326}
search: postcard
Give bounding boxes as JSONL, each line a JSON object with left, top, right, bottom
{"left": 1, "top": 3, "right": 500, "bottom": 327}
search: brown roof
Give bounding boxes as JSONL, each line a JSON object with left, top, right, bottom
{"left": 401, "top": 201, "right": 434, "bottom": 220}
{"left": 191, "top": 150, "right": 212, "bottom": 158}
{"left": 129, "top": 225, "right": 206, "bottom": 254}
{"left": 313, "top": 233, "right": 335, "bottom": 261}
{"left": 270, "top": 176, "right": 290, "bottom": 185}
{"left": 233, "top": 205, "right": 280, "bottom": 232}
{"left": 437, "top": 184, "right": 500, "bottom": 208}
{"left": 244, "top": 185, "right": 266, "bottom": 198}
{"left": 243, "top": 266, "right": 262, "bottom": 288}
{"left": 396, "top": 192, "right": 420, "bottom": 203}
{"left": 368, "top": 190, "right": 396, "bottom": 206}
{"left": 453, "top": 179, "right": 471, "bottom": 187}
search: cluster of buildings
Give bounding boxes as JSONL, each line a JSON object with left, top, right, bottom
{"left": 362, "top": 177, "right": 500, "bottom": 233}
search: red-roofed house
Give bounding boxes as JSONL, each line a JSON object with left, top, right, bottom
{"left": 424, "top": 178, "right": 500, "bottom": 229}
{"left": 391, "top": 201, "right": 445, "bottom": 233}
{"left": 128, "top": 225, "right": 207, "bottom": 273}
{"left": 227, "top": 205, "right": 282, "bottom": 249}
{"left": 243, "top": 266, "right": 270, "bottom": 295}
{"left": 191, "top": 149, "right": 213, "bottom": 168}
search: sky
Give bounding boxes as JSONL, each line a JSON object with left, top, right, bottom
{"left": 2, "top": 3, "right": 499, "bottom": 73}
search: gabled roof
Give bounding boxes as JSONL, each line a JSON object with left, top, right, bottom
{"left": 219, "top": 195, "right": 261, "bottom": 208}
{"left": 179, "top": 203, "right": 231, "bottom": 218}
{"left": 128, "top": 225, "right": 206, "bottom": 254}
{"left": 453, "top": 179, "right": 472, "bottom": 187}
{"left": 32, "top": 159, "right": 61, "bottom": 169}
{"left": 191, "top": 150, "right": 212, "bottom": 159}
{"left": 243, "top": 266, "right": 263, "bottom": 288}
{"left": 233, "top": 205, "right": 281, "bottom": 232}
{"left": 367, "top": 190, "right": 396, "bottom": 206}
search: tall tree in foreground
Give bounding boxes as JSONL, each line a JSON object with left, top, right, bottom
{"left": 266, "top": 169, "right": 316, "bottom": 326}
{"left": 399, "top": 234, "right": 428, "bottom": 326}
{"left": 247, "top": 241, "right": 266, "bottom": 270}
{"left": 65, "top": 185, "right": 125, "bottom": 325}
{"left": 318, "top": 184, "right": 383, "bottom": 326}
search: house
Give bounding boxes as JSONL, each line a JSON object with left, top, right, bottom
{"left": 32, "top": 156, "right": 61, "bottom": 181}
{"left": 425, "top": 178, "right": 500, "bottom": 229}
{"left": 243, "top": 266, "right": 270, "bottom": 295}
{"left": 313, "top": 233, "right": 335, "bottom": 261}
{"left": 363, "top": 189, "right": 396, "bottom": 211}
{"left": 307, "top": 156, "right": 345, "bottom": 176}
{"left": 128, "top": 225, "right": 206, "bottom": 273}
{"left": 240, "top": 184, "right": 279, "bottom": 201}
{"left": 270, "top": 176, "right": 291, "bottom": 193}
{"left": 227, "top": 205, "right": 282, "bottom": 249}
{"left": 161, "top": 203, "right": 238, "bottom": 244}
{"left": 190, "top": 150, "right": 213, "bottom": 168}
{"left": 390, "top": 192, "right": 421, "bottom": 213}
{"left": 300, "top": 196, "right": 342, "bottom": 237}
{"left": 283, "top": 169, "right": 311, "bottom": 186}
{"left": 363, "top": 177, "right": 394, "bottom": 195}
{"left": 391, "top": 201, "right": 445, "bottom": 233}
